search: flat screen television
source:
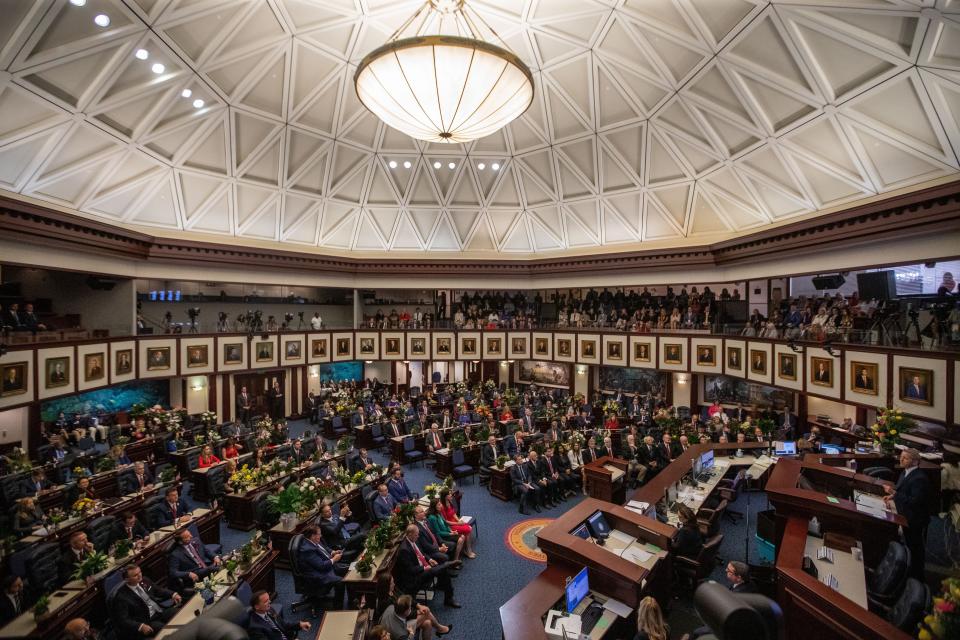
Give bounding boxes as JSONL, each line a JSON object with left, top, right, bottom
{"left": 566, "top": 567, "right": 589, "bottom": 614}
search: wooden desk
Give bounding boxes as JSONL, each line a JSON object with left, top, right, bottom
{"left": 776, "top": 516, "right": 912, "bottom": 640}
{"left": 343, "top": 544, "right": 397, "bottom": 614}
{"left": 488, "top": 465, "right": 512, "bottom": 501}
{"left": 583, "top": 456, "right": 627, "bottom": 504}
{"left": 223, "top": 461, "right": 314, "bottom": 530}
{"left": 190, "top": 453, "right": 252, "bottom": 502}
{"left": 315, "top": 610, "right": 370, "bottom": 640}
{"left": 766, "top": 459, "right": 906, "bottom": 566}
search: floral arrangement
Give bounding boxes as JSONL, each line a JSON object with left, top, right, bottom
{"left": 484, "top": 378, "right": 497, "bottom": 391}
{"left": 206, "top": 429, "right": 220, "bottom": 445}
{"left": 194, "top": 574, "right": 225, "bottom": 596}
{"left": 71, "top": 497, "right": 97, "bottom": 516}
{"left": 336, "top": 435, "right": 354, "bottom": 452}
{"left": 47, "top": 508, "right": 67, "bottom": 526}
{"left": 95, "top": 456, "right": 116, "bottom": 473}
{"left": 256, "top": 416, "right": 274, "bottom": 431}
{"left": 114, "top": 434, "right": 131, "bottom": 447}
{"left": 200, "top": 411, "right": 217, "bottom": 425}
{"left": 424, "top": 483, "right": 442, "bottom": 499}
{"left": 335, "top": 398, "right": 357, "bottom": 415}
{"left": 568, "top": 432, "right": 585, "bottom": 447}
{"left": 193, "top": 434, "right": 206, "bottom": 447}
{"left": 571, "top": 392, "right": 585, "bottom": 408}
{"left": 3, "top": 447, "right": 32, "bottom": 474}
{"left": 654, "top": 408, "right": 681, "bottom": 434}
{"left": 872, "top": 407, "right": 915, "bottom": 450}
{"left": 158, "top": 466, "right": 178, "bottom": 484}
{"left": 919, "top": 576, "right": 960, "bottom": 640}
{"left": 71, "top": 551, "right": 109, "bottom": 580}
{"left": 229, "top": 465, "right": 264, "bottom": 492}
{"left": 448, "top": 432, "right": 467, "bottom": 450}
{"left": 298, "top": 476, "right": 323, "bottom": 506}
{"left": 393, "top": 501, "right": 417, "bottom": 529}
{"left": 355, "top": 552, "right": 374, "bottom": 576}
{"left": 367, "top": 463, "right": 385, "bottom": 478}
{"left": 602, "top": 400, "right": 621, "bottom": 416}
{"left": 72, "top": 466, "right": 91, "bottom": 478}
{"left": 351, "top": 470, "right": 367, "bottom": 485}
{"left": 334, "top": 467, "right": 354, "bottom": 488}
{"left": 756, "top": 417, "right": 776, "bottom": 435}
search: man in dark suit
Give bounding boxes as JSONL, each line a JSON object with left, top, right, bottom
{"left": 297, "top": 525, "right": 345, "bottom": 607}
{"left": 395, "top": 524, "right": 460, "bottom": 608}
{"left": 168, "top": 529, "right": 220, "bottom": 588}
{"left": 318, "top": 503, "right": 365, "bottom": 559}
{"left": 23, "top": 468, "right": 51, "bottom": 496}
{"left": 0, "top": 576, "right": 24, "bottom": 626}
{"left": 125, "top": 461, "right": 154, "bottom": 493}
{"left": 112, "top": 564, "right": 181, "bottom": 640}
{"left": 60, "top": 531, "right": 95, "bottom": 584}
{"left": 351, "top": 407, "right": 367, "bottom": 428}
{"left": 425, "top": 424, "right": 445, "bottom": 452}
{"left": 247, "top": 590, "right": 311, "bottom": 640}
{"left": 268, "top": 381, "right": 284, "bottom": 420}
{"left": 479, "top": 436, "right": 500, "bottom": 469}
{"left": 658, "top": 433, "right": 682, "bottom": 463}
{"left": 288, "top": 439, "right": 309, "bottom": 465}
{"left": 547, "top": 443, "right": 578, "bottom": 497}
{"left": 725, "top": 561, "right": 758, "bottom": 594}
{"left": 349, "top": 448, "right": 373, "bottom": 474}
{"left": 157, "top": 487, "right": 191, "bottom": 527}
{"left": 639, "top": 436, "right": 665, "bottom": 478}
{"left": 779, "top": 410, "right": 797, "bottom": 441}
{"left": 533, "top": 449, "right": 563, "bottom": 505}
{"left": 236, "top": 386, "right": 252, "bottom": 427}
{"left": 112, "top": 511, "right": 149, "bottom": 545}
{"left": 510, "top": 453, "right": 542, "bottom": 515}
{"left": 20, "top": 303, "right": 46, "bottom": 332}
{"left": 387, "top": 467, "right": 416, "bottom": 504}
{"left": 582, "top": 437, "right": 601, "bottom": 465}
{"left": 884, "top": 448, "right": 930, "bottom": 579}
{"left": 386, "top": 416, "right": 403, "bottom": 438}
{"left": 904, "top": 375, "right": 927, "bottom": 401}
{"left": 371, "top": 483, "right": 396, "bottom": 522}
{"left": 412, "top": 505, "right": 456, "bottom": 564}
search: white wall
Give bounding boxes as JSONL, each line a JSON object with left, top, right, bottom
{"left": 185, "top": 376, "right": 209, "bottom": 414}
{"left": 807, "top": 397, "right": 858, "bottom": 422}
{"left": 574, "top": 365, "right": 588, "bottom": 396}
{"left": 408, "top": 361, "right": 424, "bottom": 390}
{"left": 672, "top": 372, "right": 692, "bottom": 408}
{"left": 0, "top": 407, "right": 29, "bottom": 445}
{"left": 363, "top": 361, "right": 393, "bottom": 384}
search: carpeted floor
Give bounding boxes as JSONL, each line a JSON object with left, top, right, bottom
{"left": 177, "top": 422, "right": 959, "bottom": 639}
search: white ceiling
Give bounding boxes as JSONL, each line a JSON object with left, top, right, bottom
{"left": 1, "top": 0, "right": 959, "bottom": 257}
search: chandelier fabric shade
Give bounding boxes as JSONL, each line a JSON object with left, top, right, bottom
{"left": 354, "top": 6, "right": 534, "bottom": 144}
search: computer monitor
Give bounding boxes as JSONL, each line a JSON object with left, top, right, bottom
{"left": 692, "top": 455, "right": 702, "bottom": 478}
{"left": 585, "top": 511, "right": 611, "bottom": 540}
{"left": 666, "top": 483, "right": 678, "bottom": 507}
{"left": 774, "top": 441, "right": 797, "bottom": 456}
{"left": 571, "top": 523, "right": 590, "bottom": 540}
{"left": 700, "top": 449, "right": 714, "bottom": 471}
{"left": 566, "top": 567, "right": 589, "bottom": 614}
{"left": 821, "top": 444, "right": 843, "bottom": 455}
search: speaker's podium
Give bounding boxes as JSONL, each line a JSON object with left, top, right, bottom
{"left": 583, "top": 456, "right": 628, "bottom": 504}
{"left": 500, "top": 498, "right": 675, "bottom": 639}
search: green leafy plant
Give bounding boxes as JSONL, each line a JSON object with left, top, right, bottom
{"left": 113, "top": 538, "right": 133, "bottom": 559}
{"left": 3, "top": 448, "right": 33, "bottom": 474}
{"left": 336, "top": 435, "right": 354, "bottom": 452}
{"left": 158, "top": 466, "right": 177, "bottom": 484}
{"left": 496, "top": 455, "right": 507, "bottom": 470}
{"left": 266, "top": 484, "right": 303, "bottom": 515}
{"left": 193, "top": 434, "right": 206, "bottom": 447}
{"left": 448, "top": 432, "right": 466, "bottom": 450}
{"left": 114, "top": 435, "right": 130, "bottom": 447}
{"left": 351, "top": 470, "right": 366, "bottom": 485}
{"left": 96, "top": 456, "right": 116, "bottom": 473}
{"left": 32, "top": 593, "right": 50, "bottom": 621}
{"left": 356, "top": 554, "right": 373, "bottom": 576}
{"left": 71, "top": 551, "right": 109, "bottom": 581}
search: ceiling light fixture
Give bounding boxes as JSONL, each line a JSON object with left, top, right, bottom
{"left": 354, "top": 0, "right": 533, "bottom": 144}
{"left": 135, "top": 49, "right": 149, "bottom": 60}
{"left": 448, "top": 162, "right": 455, "bottom": 169}
{"left": 388, "top": 160, "right": 398, "bottom": 169}
{"left": 491, "top": 162, "right": 500, "bottom": 171}
{"left": 192, "top": 99, "right": 205, "bottom": 109}
{"left": 433, "top": 161, "right": 441, "bottom": 169}
{"left": 69, "top": 0, "right": 86, "bottom": 6}
{"left": 477, "top": 163, "right": 485, "bottom": 170}
{"left": 151, "top": 63, "right": 165, "bottom": 74}
{"left": 403, "top": 161, "right": 412, "bottom": 169}
{"left": 94, "top": 14, "right": 110, "bottom": 27}
{"left": 181, "top": 89, "right": 192, "bottom": 98}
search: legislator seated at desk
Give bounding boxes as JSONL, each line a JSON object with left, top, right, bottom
{"left": 112, "top": 564, "right": 182, "bottom": 640}
{"left": 157, "top": 487, "right": 192, "bottom": 527}
{"left": 247, "top": 590, "right": 312, "bottom": 640}
{"left": 296, "top": 525, "right": 346, "bottom": 607}
{"left": 168, "top": 529, "right": 221, "bottom": 589}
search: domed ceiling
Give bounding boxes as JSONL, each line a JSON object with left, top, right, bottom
{"left": 0, "top": 0, "right": 959, "bottom": 256}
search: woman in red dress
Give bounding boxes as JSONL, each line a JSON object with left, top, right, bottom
{"left": 221, "top": 438, "right": 241, "bottom": 460}
{"left": 197, "top": 445, "right": 221, "bottom": 469}
{"left": 439, "top": 489, "right": 475, "bottom": 557}
{"left": 604, "top": 413, "right": 620, "bottom": 430}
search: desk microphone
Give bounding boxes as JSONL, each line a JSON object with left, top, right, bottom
{"left": 593, "top": 536, "right": 605, "bottom": 547}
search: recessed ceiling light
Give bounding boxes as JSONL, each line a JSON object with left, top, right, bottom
{"left": 491, "top": 162, "right": 500, "bottom": 171}
{"left": 181, "top": 89, "right": 192, "bottom": 98}
{"left": 388, "top": 160, "right": 397, "bottom": 169}
{"left": 151, "top": 63, "right": 165, "bottom": 74}
{"left": 135, "top": 49, "right": 149, "bottom": 60}
{"left": 403, "top": 161, "right": 411, "bottom": 169}
{"left": 433, "top": 162, "right": 441, "bottom": 169}
{"left": 447, "top": 162, "right": 455, "bottom": 169}
{"left": 477, "top": 163, "right": 485, "bottom": 170}
{"left": 192, "top": 99, "right": 205, "bottom": 109}
{"left": 94, "top": 14, "right": 110, "bottom": 27}
{"left": 69, "top": 0, "right": 86, "bottom": 6}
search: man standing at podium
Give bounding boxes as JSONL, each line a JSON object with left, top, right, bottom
{"left": 884, "top": 448, "right": 930, "bottom": 579}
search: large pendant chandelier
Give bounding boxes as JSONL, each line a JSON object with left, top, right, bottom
{"left": 354, "top": 0, "right": 534, "bottom": 144}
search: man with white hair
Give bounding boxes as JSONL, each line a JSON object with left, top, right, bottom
{"left": 883, "top": 448, "right": 930, "bottom": 579}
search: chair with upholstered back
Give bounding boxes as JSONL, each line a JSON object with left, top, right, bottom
{"left": 450, "top": 448, "right": 476, "bottom": 484}
{"left": 717, "top": 470, "right": 746, "bottom": 523}
{"left": 369, "top": 424, "right": 386, "bottom": 450}
{"left": 331, "top": 416, "right": 348, "bottom": 437}
{"left": 675, "top": 533, "right": 724, "bottom": 594}
{"left": 87, "top": 515, "right": 118, "bottom": 553}
{"left": 142, "top": 495, "right": 167, "bottom": 530}
{"left": 253, "top": 491, "right": 278, "bottom": 531}
{"left": 25, "top": 543, "right": 61, "bottom": 594}
{"left": 188, "top": 520, "right": 222, "bottom": 556}
{"left": 288, "top": 534, "right": 333, "bottom": 613}
{"left": 186, "top": 449, "right": 202, "bottom": 472}
{"left": 403, "top": 437, "right": 425, "bottom": 467}
{"left": 887, "top": 578, "right": 930, "bottom": 632}
{"left": 116, "top": 468, "right": 138, "bottom": 495}
{"left": 104, "top": 567, "right": 126, "bottom": 603}
{"left": 863, "top": 466, "right": 897, "bottom": 483}
{"left": 696, "top": 499, "right": 727, "bottom": 538}
{"left": 868, "top": 541, "right": 910, "bottom": 608}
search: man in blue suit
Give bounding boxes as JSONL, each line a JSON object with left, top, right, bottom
{"left": 296, "top": 525, "right": 344, "bottom": 608}
{"left": 168, "top": 529, "right": 219, "bottom": 589}
{"left": 157, "top": 487, "right": 191, "bottom": 527}
{"left": 387, "top": 467, "right": 416, "bottom": 504}
{"left": 884, "top": 448, "right": 930, "bottom": 579}
{"left": 372, "top": 483, "right": 396, "bottom": 522}
{"left": 247, "top": 589, "right": 311, "bottom": 640}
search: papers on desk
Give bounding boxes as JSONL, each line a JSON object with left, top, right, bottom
{"left": 504, "top": 460, "right": 517, "bottom": 468}
{"left": 853, "top": 490, "right": 890, "bottom": 518}
{"left": 625, "top": 500, "right": 649, "bottom": 515}
{"left": 603, "top": 464, "right": 625, "bottom": 482}
{"left": 621, "top": 546, "right": 653, "bottom": 565}
{"left": 608, "top": 530, "right": 633, "bottom": 545}
{"left": 436, "top": 448, "right": 450, "bottom": 455}
{"left": 602, "top": 597, "right": 632, "bottom": 618}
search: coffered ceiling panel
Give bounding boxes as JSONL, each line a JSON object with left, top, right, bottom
{"left": 1, "top": 0, "right": 959, "bottom": 256}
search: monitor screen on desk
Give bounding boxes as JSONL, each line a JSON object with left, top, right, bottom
{"left": 692, "top": 455, "right": 702, "bottom": 478}
{"left": 566, "top": 567, "right": 589, "bottom": 614}
{"left": 700, "top": 449, "right": 714, "bottom": 471}
{"left": 666, "top": 483, "right": 678, "bottom": 507}
{"left": 774, "top": 441, "right": 797, "bottom": 456}
{"left": 821, "top": 444, "right": 844, "bottom": 455}
{"left": 571, "top": 523, "right": 591, "bottom": 540}
{"left": 586, "top": 510, "right": 611, "bottom": 540}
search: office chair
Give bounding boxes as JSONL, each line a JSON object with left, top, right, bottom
{"left": 253, "top": 491, "right": 279, "bottom": 532}
{"left": 369, "top": 424, "right": 387, "bottom": 450}
{"left": 696, "top": 499, "right": 727, "bottom": 538}
{"left": 206, "top": 465, "right": 227, "bottom": 508}
{"left": 188, "top": 520, "right": 222, "bottom": 556}
{"left": 867, "top": 541, "right": 910, "bottom": 608}
{"left": 675, "top": 534, "right": 724, "bottom": 595}
{"left": 166, "top": 597, "right": 248, "bottom": 640}
{"left": 450, "top": 448, "right": 476, "bottom": 485}
{"left": 863, "top": 466, "right": 896, "bottom": 482}
{"left": 691, "top": 581, "right": 784, "bottom": 640}
{"left": 116, "top": 469, "right": 137, "bottom": 495}
{"left": 25, "top": 543, "right": 61, "bottom": 594}
{"left": 887, "top": 578, "right": 930, "bottom": 632}
{"left": 331, "top": 416, "right": 348, "bottom": 437}
{"left": 403, "top": 437, "right": 426, "bottom": 467}
{"left": 87, "top": 515, "right": 118, "bottom": 553}
{"left": 716, "top": 470, "right": 746, "bottom": 524}
{"left": 142, "top": 495, "right": 167, "bottom": 530}
{"left": 287, "top": 534, "right": 335, "bottom": 614}
{"left": 104, "top": 568, "right": 126, "bottom": 603}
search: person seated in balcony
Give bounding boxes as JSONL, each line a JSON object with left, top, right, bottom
{"left": 20, "top": 303, "right": 47, "bottom": 332}
{"left": 197, "top": 445, "right": 221, "bottom": 469}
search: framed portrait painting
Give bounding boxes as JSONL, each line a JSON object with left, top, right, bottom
{"left": 256, "top": 342, "right": 274, "bottom": 362}
{"left": 146, "top": 347, "right": 170, "bottom": 371}
{"left": 84, "top": 352, "right": 105, "bottom": 381}
{"left": 696, "top": 345, "right": 716, "bottom": 366}
{"left": 223, "top": 343, "right": 243, "bottom": 365}
{"left": 1, "top": 362, "right": 28, "bottom": 397}
{"left": 726, "top": 347, "right": 742, "bottom": 371}
{"left": 899, "top": 367, "right": 933, "bottom": 406}
{"left": 664, "top": 343, "right": 682, "bottom": 365}
{"left": 115, "top": 349, "right": 134, "bottom": 375}
{"left": 778, "top": 353, "right": 797, "bottom": 381}
{"left": 750, "top": 350, "right": 767, "bottom": 375}
{"left": 186, "top": 345, "right": 209, "bottom": 368}
{"left": 810, "top": 357, "right": 833, "bottom": 387}
{"left": 850, "top": 361, "right": 878, "bottom": 395}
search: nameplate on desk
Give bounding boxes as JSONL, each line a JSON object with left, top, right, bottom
{"left": 821, "top": 574, "right": 839, "bottom": 591}
{"left": 436, "top": 448, "right": 450, "bottom": 454}
{"left": 816, "top": 547, "right": 835, "bottom": 563}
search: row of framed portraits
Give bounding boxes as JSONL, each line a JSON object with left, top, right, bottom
{"left": 0, "top": 333, "right": 955, "bottom": 421}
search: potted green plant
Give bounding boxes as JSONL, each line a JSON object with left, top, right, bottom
{"left": 496, "top": 455, "right": 507, "bottom": 470}
{"left": 32, "top": 594, "right": 50, "bottom": 622}
{"left": 356, "top": 554, "right": 373, "bottom": 578}
{"left": 448, "top": 432, "right": 466, "bottom": 450}
{"left": 96, "top": 456, "right": 116, "bottom": 473}
{"left": 225, "top": 558, "right": 239, "bottom": 580}
{"left": 266, "top": 484, "right": 303, "bottom": 525}
{"left": 71, "top": 551, "right": 109, "bottom": 583}
{"left": 336, "top": 435, "right": 354, "bottom": 452}
{"left": 113, "top": 538, "right": 133, "bottom": 560}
